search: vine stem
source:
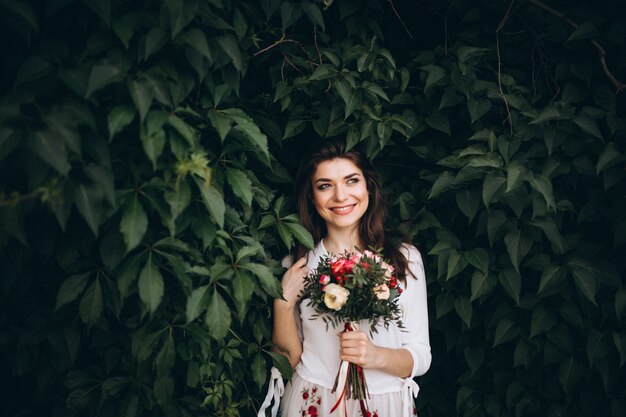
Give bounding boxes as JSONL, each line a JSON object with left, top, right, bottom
{"left": 496, "top": 0, "right": 516, "bottom": 137}
{"left": 527, "top": 0, "right": 625, "bottom": 92}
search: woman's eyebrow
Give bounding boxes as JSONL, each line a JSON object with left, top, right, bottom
{"left": 314, "top": 172, "right": 360, "bottom": 183}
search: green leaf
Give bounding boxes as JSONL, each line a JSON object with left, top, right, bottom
{"left": 447, "top": 251, "right": 468, "bottom": 280}
{"left": 221, "top": 109, "right": 270, "bottom": 165}
{"left": 420, "top": 65, "right": 446, "bottom": 91}
{"left": 208, "top": 110, "right": 232, "bottom": 142}
{"left": 107, "top": 105, "right": 136, "bottom": 141}
{"left": 85, "top": 61, "right": 124, "bottom": 97}
{"left": 455, "top": 296, "right": 472, "bottom": 327}
{"left": 285, "top": 221, "right": 314, "bottom": 250}
{"left": 251, "top": 353, "right": 267, "bottom": 388}
{"left": 470, "top": 270, "right": 495, "bottom": 301}
{"left": 429, "top": 171, "right": 456, "bottom": 199}
{"left": 186, "top": 285, "right": 210, "bottom": 323}
{"left": 240, "top": 263, "right": 282, "bottom": 298}
{"left": 425, "top": 113, "right": 451, "bottom": 135}
{"left": 140, "top": 127, "right": 165, "bottom": 170}
{"left": 101, "top": 377, "right": 129, "bottom": 397}
{"left": 277, "top": 221, "right": 293, "bottom": 250}
{"left": 531, "top": 218, "right": 565, "bottom": 254}
{"left": 79, "top": 278, "right": 103, "bottom": 326}
{"left": 194, "top": 177, "right": 225, "bottom": 229}
{"left": 34, "top": 130, "right": 70, "bottom": 176}
{"left": 466, "top": 248, "right": 489, "bottom": 273}
{"left": 280, "top": 2, "right": 302, "bottom": 29}
{"left": 493, "top": 317, "right": 516, "bottom": 346}
{"left": 232, "top": 270, "right": 254, "bottom": 318}
{"left": 528, "top": 174, "right": 556, "bottom": 211}
{"left": 74, "top": 183, "right": 102, "bottom": 236}
{"left": 178, "top": 28, "right": 211, "bottom": 61}
{"left": 530, "top": 307, "right": 557, "bottom": 338}
{"left": 120, "top": 195, "right": 148, "bottom": 252}
{"left": 268, "top": 351, "right": 293, "bottom": 379}
{"left": 164, "top": 180, "right": 191, "bottom": 224}
{"left": 467, "top": 98, "right": 492, "bottom": 123}
{"left": 464, "top": 346, "right": 485, "bottom": 375}
{"left": 613, "top": 332, "right": 626, "bottom": 367}
{"left": 217, "top": 34, "right": 244, "bottom": 73}
{"left": 567, "top": 21, "right": 598, "bottom": 42}
{"left": 226, "top": 168, "right": 253, "bottom": 207}
{"left": 482, "top": 174, "right": 506, "bottom": 207}
{"left": 597, "top": 142, "right": 623, "bottom": 174}
{"left": 127, "top": 77, "right": 154, "bottom": 122}
{"left": 142, "top": 28, "right": 168, "bottom": 61}
{"left": 574, "top": 112, "right": 603, "bottom": 140}
{"left": 435, "top": 292, "right": 455, "bottom": 318}
{"left": 538, "top": 265, "right": 566, "bottom": 295}
{"left": 167, "top": 114, "right": 196, "bottom": 146}
{"left": 301, "top": 1, "right": 324, "bottom": 30}
{"left": 455, "top": 189, "right": 480, "bottom": 222}
{"left": 83, "top": 0, "right": 111, "bottom": 26}
{"left": 457, "top": 46, "right": 489, "bottom": 64}
{"left": 56, "top": 273, "right": 91, "bottom": 310}
{"left": 138, "top": 254, "right": 164, "bottom": 313}
{"left": 504, "top": 229, "right": 533, "bottom": 273}
{"left": 499, "top": 269, "right": 521, "bottom": 304}
{"left": 506, "top": 161, "right": 527, "bottom": 193}
{"left": 166, "top": 0, "right": 198, "bottom": 38}
{"left": 205, "top": 290, "right": 231, "bottom": 340}
{"left": 571, "top": 266, "right": 597, "bottom": 305}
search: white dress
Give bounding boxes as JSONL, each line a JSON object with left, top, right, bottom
{"left": 259, "top": 241, "right": 431, "bottom": 417}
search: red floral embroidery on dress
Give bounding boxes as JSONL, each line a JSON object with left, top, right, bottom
{"left": 299, "top": 385, "right": 321, "bottom": 416}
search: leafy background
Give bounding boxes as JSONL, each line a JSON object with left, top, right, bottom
{"left": 1, "top": 0, "right": 625, "bottom": 416}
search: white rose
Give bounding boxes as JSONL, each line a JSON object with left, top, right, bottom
{"left": 373, "top": 283, "right": 390, "bottom": 300}
{"left": 323, "top": 283, "right": 350, "bottom": 311}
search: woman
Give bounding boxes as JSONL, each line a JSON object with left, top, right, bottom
{"left": 260, "top": 139, "right": 431, "bottom": 417}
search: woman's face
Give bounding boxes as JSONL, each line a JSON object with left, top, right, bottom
{"left": 311, "top": 158, "right": 369, "bottom": 233}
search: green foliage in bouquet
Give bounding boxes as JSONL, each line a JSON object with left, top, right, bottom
{"left": 302, "top": 249, "right": 404, "bottom": 333}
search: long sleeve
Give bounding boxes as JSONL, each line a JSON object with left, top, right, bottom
{"left": 399, "top": 244, "right": 432, "bottom": 378}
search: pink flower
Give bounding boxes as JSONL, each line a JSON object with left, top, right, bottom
{"left": 319, "top": 274, "right": 330, "bottom": 285}
{"left": 381, "top": 261, "right": 394, "bottom": 278}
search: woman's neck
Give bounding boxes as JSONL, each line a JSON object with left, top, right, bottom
{"left": 323, "top": 229, "right": 363, "bottom": 255}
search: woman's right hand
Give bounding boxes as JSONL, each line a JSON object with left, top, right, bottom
{"left": 280, "top": 256, "right": 309, "bottom": 306}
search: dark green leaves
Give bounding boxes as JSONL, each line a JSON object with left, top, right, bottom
{"left": 138, "top": 254, "right": 164, "bottom": 314}
{"left": 205, "top": 290, "right": 231, "bottom": 340}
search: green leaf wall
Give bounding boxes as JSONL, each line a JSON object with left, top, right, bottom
{"left": 1, "top": 0, "right": 625, "bottom": 416}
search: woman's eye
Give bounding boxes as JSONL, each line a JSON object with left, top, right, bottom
{"left": 347, "top": 178, "right": 359, "bottom": 184}
{"left": 317, "top": 183, "right": 331, "bottom": 190}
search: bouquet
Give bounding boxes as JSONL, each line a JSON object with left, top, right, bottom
{"left": 301, "top": 248, "right": 404, "bottom": 416}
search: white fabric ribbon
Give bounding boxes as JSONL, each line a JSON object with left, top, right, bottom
{"left": 331, "top": 359, "right": 350, "bottom": 417}
{"left": 402, "top": 378, "right": 420, "bottom": 417}
{"left": 257, "top": 367, "right": 285, "bottom": 417}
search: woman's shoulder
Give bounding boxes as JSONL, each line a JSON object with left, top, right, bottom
{"left": 399, "top": 242, "right": 425, "bottom": 280}
{"left": 280, "top": 240, "right": 324, "bottom": 269}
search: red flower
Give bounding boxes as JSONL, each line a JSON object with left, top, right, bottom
{"left": 308, "top": 405, "right": 318, "bottom": 416}
{"left": 302, "top": 391, "right": 309, "bottom": 400}
{"left": 398, "top": 287, "right": 403, "bottom": 295}
{"left": 330, "top": 258, "right": 355, "bottom": 276}
{"left": 373, "top": 413, "right": 379, "bottom": 417}
{"left": 312, "top": 387, "right": 317, "bottom": 393}
{"left": 389, "top": 277, "right": 398, "bottom": 288}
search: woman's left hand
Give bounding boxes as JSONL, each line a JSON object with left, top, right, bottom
{"left": 339, "top": 330, "right": 380, "bottom": 369}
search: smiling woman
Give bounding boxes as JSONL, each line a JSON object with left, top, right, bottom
{"left": 311, "top": 158, "right": 369, "bottom": 241}
{"left": 260, "top": 138, "right": 432, "bottom": 417}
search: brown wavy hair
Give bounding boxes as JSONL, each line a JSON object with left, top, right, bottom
{"left": 293, "top": 138, "right": 410, "bottom": 282}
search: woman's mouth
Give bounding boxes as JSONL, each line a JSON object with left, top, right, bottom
{"left": 330, "top": 204, "right": 356, "bottom": 214}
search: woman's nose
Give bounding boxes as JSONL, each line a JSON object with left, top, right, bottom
{"left": 333, "top": 185, "right": 348, "bottom": 201}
